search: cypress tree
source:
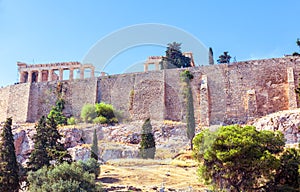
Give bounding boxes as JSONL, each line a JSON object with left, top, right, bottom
{"left": 0, "top": 117, "right": 20, "bottom": 192}
{"left": 209, "top": 47, "right": 214, "bottom": 65}
{"left": 27, "top": 116, "right": 50, "bottom": 171}
{"left": 91, "top": 129, "right": 99, "bottom": 161}
{"left": 139, "top": 118, "right": 156, "bottom": 159}
{"left": 181, "top": 70, "right": 195, "bottom": 149}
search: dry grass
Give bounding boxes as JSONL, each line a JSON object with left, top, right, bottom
{"left": 99, "top": 159, "right": 205, "bottom": 191}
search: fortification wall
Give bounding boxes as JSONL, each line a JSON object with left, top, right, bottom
{"left": 0, "top": 86, "right": 10, "bottom": 122}
{"left": 1, "top": 56, "right": 300, "bottom": 125}
{"left": 29, "top": 79, "right": 97, "bottom": 121}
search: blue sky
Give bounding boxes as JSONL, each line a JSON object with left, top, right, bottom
{"left": 0, "top": 0, "right": 300, "bottom": 87}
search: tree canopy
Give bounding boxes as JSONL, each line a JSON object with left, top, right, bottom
{"left": 0, "top": 117, "right": 20, "bottom": 192}
{"left": 217, "top": 51, "right": 231, "bottom": 63}
{"left": 162, "top": 42, "right": 192, "bottom": 69}
{"left": 193, "top": 125, "right": 295, "bottom": 191}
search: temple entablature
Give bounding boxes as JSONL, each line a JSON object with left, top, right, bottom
{"left": 17, "top": 61, "right": 95, "bottom": 83}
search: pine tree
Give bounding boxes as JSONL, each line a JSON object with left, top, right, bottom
{"left": 46, "top": 116, "right": 72, "bottom": 164}
{"left": 0, "top": 117, "right": 20, "bottom": 192}
{"left": 27, "top": 116, "right": 50, "bottom": 171}
{"left": 162, "top": 42, "right": 191, "bottom": 69}
{"left": 91, "top": 129, "right": 99, "bottom": 161}
{"left": 139, "top": 118, "right": 156, "bottom": 159}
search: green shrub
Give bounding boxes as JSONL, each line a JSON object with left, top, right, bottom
{"left": 78, "top": 158, "right": 101, "bottom": 179}
{"left": 67, "top": 117, "right": 76, "bottom": 125}
{"left": 109, "top": 117, "right": 119, "bottom": 124}
{"left": 95, "top": 102, "right": 116, "bottom": 120}
{"left": 27, "top": 162, "right": 101, "bottom": 192}
{"left": 81, "top": 104, "right": 97, "bottom": 123}
{"left": 93, "top": 116, "right": 108, "bottom": 124}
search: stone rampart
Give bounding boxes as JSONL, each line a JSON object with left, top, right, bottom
{"left": 1, "top": 56, "right": 300, "bottom": 125}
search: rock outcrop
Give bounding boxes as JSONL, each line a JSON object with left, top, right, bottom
{"left": 251, "top": 109, "right": 300, "bottom": 144}
{"left": 2, "top": 120, "right": 190, "bottom": 165}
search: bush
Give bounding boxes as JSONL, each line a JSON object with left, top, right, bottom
{"left": 109, "top": 117, "right": 119, "bottom": 124}
{"left": 81, "top": 104, "right": 97, "bottom": 123}
{"left": 78, "top": 158, "right": 101, "bottom": 179}
{"left": 95, "top": 102, "right": 116, "bottom": 121}
{"left": 67, "top": 117, "right": 76, "bottom": 125}
{"left": 28, "top": 162, "right": 101, "bottom": 192}
{"left": 93, "top": 116, "right": 108, "bottom": 124}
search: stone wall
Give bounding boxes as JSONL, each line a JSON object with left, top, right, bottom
{"left": 0, "top": 86, "right": 10, "bottom": 122}
{"left": 1, "top": 56, "right": 300, "bottom": 125}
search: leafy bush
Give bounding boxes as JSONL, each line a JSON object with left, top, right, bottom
{"left": 109, "top": 117, "right": 118, "bottom": 124}
{"left": 93, "top": 116, "right": 108, "bottom": 124}
{"left": 81, "top": 104, "right": 97, "bottom": 123}
{"left": 95, "top": 102, "right": 116, "bottom": 120}
{"left": 48, "top": 99, "right": 67, "bottom": 126}
{"left": 28, "top": 162, "right": 101, "bottom": 192}
{"left": 67, "top": 117, "right": 76, "bottom": 125}
{"left": 78, "top": 158, "right": 101, "bottom": 179}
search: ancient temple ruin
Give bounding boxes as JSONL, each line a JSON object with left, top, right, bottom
{"left": 17, "top": 62, "right": 95, "bottom": 83}
{"left": 144, "top": 52, "right": 195, "bottom": 71}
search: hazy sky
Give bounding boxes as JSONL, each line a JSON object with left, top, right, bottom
{"left": 1, "top": 0, "right": 300, "bottom": 87}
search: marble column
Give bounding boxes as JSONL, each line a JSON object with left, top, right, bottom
{"left": 144, "top": 63, "right": 148, "bottom": 72}
{"left": 90, "top": 67, "right": 95, "bottom": 78}
{"left": 59, "top": 69, "right": 63, "bottom": 80}
{"left": 48, "top": 69, "right": 53, "bottom": 81}
{"left": 155, "top": 62, "right": 159, "bottom": 70}
{"left": 28, "top": 71, "right": 32, "bottom": 83}
{"left": 38, "top": 70, "right": 43, "bottom": 82}
{"left": 19, "top": 71, "right": 25, "bottom": 83}
{"left": 80, "top": 67, "right": 84, "bottom": 79}
{"left": 69, "top": 68, "right": 74, "bottom": 80}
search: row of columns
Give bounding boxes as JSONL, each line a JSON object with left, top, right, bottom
{"left": 20, "top": 66, "right": 95, "bottom": 83}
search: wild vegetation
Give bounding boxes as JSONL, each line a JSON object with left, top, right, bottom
{"left": 0, "top": 118, "right": 20, "bottom": 192}
{"left": 180, "top": 70, "right": 195, "bottom": 149}
{"left": 80, "top": 102, "right": 118, "bottom": 124}
{"left": 193, "top": 125, "right": 300, "bottom": 191}
{"left": 139, "top": 118, "right": 156, "bottom": 159}
{"left": 162, "top": 42, "right": 192, "bottom": 69}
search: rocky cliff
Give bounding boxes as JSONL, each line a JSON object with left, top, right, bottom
{"left": 8, "top": 121, "right": 190, "bottom": 165}
{"left": 6, "top": 109, "right": 300, "bottom": 166}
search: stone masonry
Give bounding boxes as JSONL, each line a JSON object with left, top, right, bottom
{"left": 1, "top": 56, "right": 300, "bottom": 125}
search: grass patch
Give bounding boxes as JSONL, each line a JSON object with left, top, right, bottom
{"left": 106, "top": 158, "right": 171, "bottom": 166}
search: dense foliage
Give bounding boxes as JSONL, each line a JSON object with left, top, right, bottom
{"left": 48, "top": 98, "right": 67, "bottom": 125}
{"left": 139, "top": 118, "right": 156, "bottom": 159}
{"left": 78, "top": 158, "right": 100, "bottom": 179}
{"left": 81, "top": 104, "right": 97, "bottom": 123}
{"left": 193, "top": 125, "right": 300, "bottom": 191}
{"left": 81, "top": 102, "right": 118, "bottom": 124}
{"left": 0, "top": 117, "right": 20, "bottom": 192}
{"left": 180, "top": 70, "right": 195, "bottom": 149}
{"left": 28, "top": 161, "right": 101, "bottom": 192}
{"left": 162, "top": 42, "right": 191, "bottom": 69}
{"left": 28, "top": 116, "right": 71, "bottom": 171}
{"left": 217, "top": 51, "right": 231, "bottom": 63}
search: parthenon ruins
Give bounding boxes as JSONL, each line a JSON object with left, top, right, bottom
{"left": 17, "top": 62, "right": 95, "bottom": 83}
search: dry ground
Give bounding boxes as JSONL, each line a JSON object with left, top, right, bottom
{"left": 98, "top": 158, "right": 206, "bottom": 192}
